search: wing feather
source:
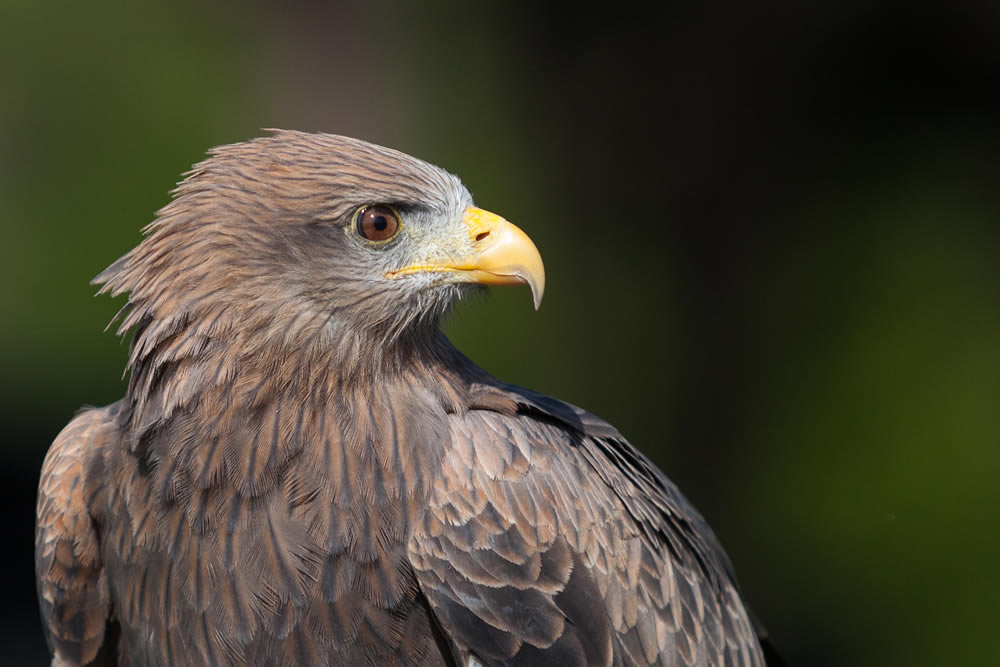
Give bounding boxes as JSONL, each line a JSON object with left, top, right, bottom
{"left": 36, "top": 404, "right": 119, "bottom": 666}
{"left": 410, "top": 387, "right": 765, "bottom": 666}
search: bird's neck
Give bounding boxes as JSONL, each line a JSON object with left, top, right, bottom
{"left": 119, "top": 315, "right": 483, "bottom": 530}
{"left": 122, "top": 308, "right": 479, "bottom": 443}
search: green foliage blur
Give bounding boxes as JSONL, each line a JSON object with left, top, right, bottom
{"left": 3, "top": 1, "right": 998, "bottom": 665}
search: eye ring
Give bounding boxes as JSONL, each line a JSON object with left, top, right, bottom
{"left": 353, "top": 204, "right": 401, "bottom": 243}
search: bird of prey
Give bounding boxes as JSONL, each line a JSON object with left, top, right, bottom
{"left": 36, "top": 131, "right": 774, "bottom": 666}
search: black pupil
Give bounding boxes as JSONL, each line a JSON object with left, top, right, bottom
{"left": 373, "top": 215, "right": 387, "bottom": 231}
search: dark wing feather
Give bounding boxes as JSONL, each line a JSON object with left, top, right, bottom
{"left": 36, "top": 404, "right": 119, "bottom": 666}
{"left": 409, "top": 386, "right": 765, "bottom": 667}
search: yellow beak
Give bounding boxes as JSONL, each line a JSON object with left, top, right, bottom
{"left": 387, "top": 207, "right": 546, "bottom": 309}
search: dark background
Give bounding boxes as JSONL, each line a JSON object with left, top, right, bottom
{"left": 3, "top": 1, "right": 998, "bottom": 665}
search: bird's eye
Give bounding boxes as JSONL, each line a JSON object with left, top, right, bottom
{"left": 354, "top": 205, "right": 401, "bottom": 242}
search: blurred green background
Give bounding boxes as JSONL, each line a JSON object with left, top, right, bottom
{"left": 3, "top": 1, "right": 998, "bottom": 665}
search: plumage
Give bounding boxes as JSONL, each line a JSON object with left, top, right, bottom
{"left": 36, "top": 130, "right": 775, "bottom": 666}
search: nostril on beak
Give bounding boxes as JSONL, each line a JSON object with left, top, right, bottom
{"left": 475, "top": 231, "right": 490, "bottom": 242}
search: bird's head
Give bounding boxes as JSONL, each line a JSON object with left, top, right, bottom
{"left": 96, "top": 131, "right": 544, "bottom": 376}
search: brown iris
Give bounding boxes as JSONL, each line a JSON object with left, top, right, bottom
{"left": 354, "top": 205, "right": 400, "bottom": 242}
